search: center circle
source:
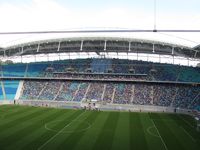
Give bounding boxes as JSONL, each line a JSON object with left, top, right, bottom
{"left": 45, "top": 120, "right": 91, "bottom": 134}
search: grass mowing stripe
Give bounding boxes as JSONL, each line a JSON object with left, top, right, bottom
{"left": 179, "top": 116, "right": 200, "bottom": 142}
{"left": 151, "top": 116, "right": 168, "bottom": 150}
{"left": 180, "top": 114, "right": 196, "bottom": 127}
{"left": 129, "top": 112, "right": 148, "bottom": 150}
{"left": 39, "top": 110, "right": 91, "bottom": 150}
{"left": 0, "top": 107, "right": 47, "bottom": 137}
{"left": 173, "top": 114, "right": 200, "bottom": 142}
{"left": 20, "top": 109, "right": 78, "bottom": 150}
{"left": 73, "top": 112, "right": 110, "bottom": 150}
{"left": 3, "top": 108, "right": 58, "bottom": 149}
{"left": 0, "top": 106, "right": 41, "bottom": 123}
{"left": 111, "top": 112, "right": 130, "bottom": 150}
{"left": 154, "top": 114, "right": 188, "bottom": 150}
{"left": 1, "top": 105, "right": 199, "bottom": 150}
{"left": 0, "top": 105, "right": 26, "bottom": 120}
{"left": 181, "top": 127, "right": 196, "bottom": 142}
{"left": 0, "top": 106, "right": 32, "bottom": 123}
{"left": 149, "top": 113, "right": 185, "bottom": 150}
{"left": 0, "top": 107, "right": 43, "bottom": 137}
{"left": 37, "top": 110, "right": 86, "bottom": 150}
{"left": 177, "top": 114, "right": 195, "bottom": 128}
{"left": 55, "top": 111, "right": 100, "bottom": 150}
{"left": 92, "top": 112, "right": 119, "bottom": 150}
{"left": 0, "top": 108, "right": 46, "bottom": 128}
{"left": 5, "top": 109, "right": 71, "bottom": 150}
{"left": 169, "top": 114, "right": 200, "bottom": 139}
{"left": 141, "top": 113, "right": 166, "bottom": 150}
{"left": 164, "top": 114, "right": 199, "bottom": 150}
{"left": 0, "top": 105, "right": 10, "bottom": 109}
{"left": 0, "top": 105, "right": 21, "bottom": 110}
{"left": 0, "top": 105, "right": 23, "bottom": 113}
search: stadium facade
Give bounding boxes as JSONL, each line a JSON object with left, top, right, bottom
{"left": 1, "top": 37, "right": 200, "bottom": 66}
{"left": 0, "top": 37, "right": 199, "bottom": 113}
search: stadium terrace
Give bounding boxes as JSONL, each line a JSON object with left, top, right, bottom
{"left": 0, "top": 37, "right": 199, "bottom": 110}
{"left": 0, "top": 37, "right": 200, "bottom": 150}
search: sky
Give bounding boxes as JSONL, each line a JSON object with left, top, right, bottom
{"left": 0, "top": 0, "right": 200, "bottom": 48}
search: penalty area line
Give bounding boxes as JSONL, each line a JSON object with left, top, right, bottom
{"left": 37, "top": 111, "right": 87, "bottom": 150}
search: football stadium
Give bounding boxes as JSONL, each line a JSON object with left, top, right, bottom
{"left": 0, "top": 0, "right": 200, "bottom": 150}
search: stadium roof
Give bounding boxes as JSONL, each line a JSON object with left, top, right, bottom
{"left": 0, "top": 37, "right": 199, "bottom": 59}
{"left": 193, "top": 44, "right": 200, "bottom": 51}
{"left": 1, "top": 0, "right": 200, "bottom": 49}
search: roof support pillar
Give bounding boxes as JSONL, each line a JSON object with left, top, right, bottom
{"left": 172, "top": 47, "right": 174, "bottom": 55}
{"left": 194, "top": 51, "right": 197, "bottom": 58}
{"left": 104, "top": 40, "right": 107, "bottom": 51}
{"left": 57, "top": 41, "right": 61, "bottom": 51}
{"left": 80, "top": 40, "right": 83, "bottom": 51}
{"left": 37, "top": 43, "right": 40, "bottom": 52}
{"left": 1, "top": 81, "right": 7, "bottom": 100}
{"left": 153, "top": 43, "right": 155, "bottom": 53}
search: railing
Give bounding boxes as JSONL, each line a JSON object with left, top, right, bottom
{"left": 0, "top": 76, "right": 199, "bottom": 86}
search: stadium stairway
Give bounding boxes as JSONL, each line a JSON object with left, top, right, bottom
{"left": 15, "top": 80, "right": 24, "bottom": 100}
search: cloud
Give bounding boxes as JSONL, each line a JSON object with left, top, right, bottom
{"left": 0, "top": 0, "right": 200, "bottom": 47}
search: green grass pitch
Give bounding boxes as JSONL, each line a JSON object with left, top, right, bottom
{"left": 0, "top": 105, "right": 200, "bottom": 150}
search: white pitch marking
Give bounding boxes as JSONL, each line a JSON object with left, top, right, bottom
{"left": 147, "top": 126, "right": 160, "bottom": 138}
{"left": 44, "top": 120, "right": 91, "bottom": 134}
{"left": 151, "top": 119, "right": 168, "bottom": 150}
{"left": 181, "top": 127, "right": 196, "bottom": 142}
{"left": 38, "top": 111, "right": 87, "bottom": 150}
{"left": 177, "top": 115, "right": 194, "bottom": 129}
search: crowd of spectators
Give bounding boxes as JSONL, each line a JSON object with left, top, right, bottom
{"left": 43, "top": 59, "right": 200, "bottom": 83}
{"left": 17, "top": 58, "right": 200, "bottom": 110}
{"left": 53, "top": 73, "right": 147, "bottom": 81}
{"left": 55, "top": 82, "right": 78, "bottom": 101}
{"left": 113, "top": 84, "right": 132, "bottom": 104}
{"left": 103, "top": 83, "right": 115, "bottom": 103}
{"left": 173, "top": 85, "right": 199, "bottom": 109}
{"left": 86, "top": 83, "right": 104, "bottom": 101}
{"left": 20, "top": 80, "right": 200, "bottom": 110}
{"left": 21, "top": 81, "right": 44, "bottom": 100}
{"left": 133, "top": 84, "right": 153, "bottom": 105}
{"left": 1, "top": 58, "right": 200, "bottom": 83}
{"left": 73, "top": 83, "right": 89, "bottom": 101}
{"left": 38, "top": 81, "right": 62, "bottom": 100}
{"left": 153, "top": 85, "right": 176, "bottom": 106}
